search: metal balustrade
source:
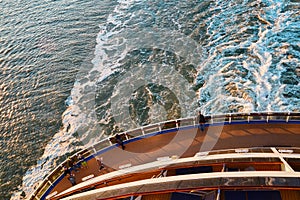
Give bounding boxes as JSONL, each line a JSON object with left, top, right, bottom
{"left": 28, "top": 112, "right": 300, "bottom": 200}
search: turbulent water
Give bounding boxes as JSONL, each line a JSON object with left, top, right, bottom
{"left": 0, "top": 0, "right": 299, "bottom": 199}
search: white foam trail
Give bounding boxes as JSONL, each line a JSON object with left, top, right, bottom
{"left": 198, "top": 0, "right": 299, "bottom": 114}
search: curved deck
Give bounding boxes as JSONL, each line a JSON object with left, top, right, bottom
{"left": 28, "top": 112, "right": 300, "bottom": 200}
{"left": 61, "top": 172, "right": 300, "bottom": 200}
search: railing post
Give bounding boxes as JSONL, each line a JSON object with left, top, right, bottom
{"left": 216, "top": 188, "right": 221, "bottom": 200}
{"left": 48, "top": 180, "right": 53, "bottom": 186}
{"left": 92, "top": 146, "right": 97, "bottom": 154}
{"left": 141, "top": 127, "right": 145, "bottom": 135}
{"left": 221, "top": 163, "right": 226, "bottom": 172}
{"left": 108, "top": 138, "right": 113, "bottom": 146}
{"left": 125, "top": 133, "right": 129, "bottom": 140}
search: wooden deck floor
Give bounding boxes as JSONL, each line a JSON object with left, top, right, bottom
{"left": 48, "top": 122, "right": 300, "bottom": 199}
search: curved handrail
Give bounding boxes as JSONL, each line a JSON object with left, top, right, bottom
{"left": 28, "top": 111, "right": 300, "bottom": 200}
{"left": 52, "top": 146, "right": 300, "bottom": 200}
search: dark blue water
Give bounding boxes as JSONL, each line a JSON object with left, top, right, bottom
{"left": 0, "top": 0, "right": 299, "bottom": 199}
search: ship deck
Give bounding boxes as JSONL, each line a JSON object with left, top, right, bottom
{"left": 28, "top": 112, "right": 300, "bottom": 200}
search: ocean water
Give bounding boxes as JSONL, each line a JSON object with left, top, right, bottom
{"left": 0, "top": 0, "right": 299, "bottom": 199}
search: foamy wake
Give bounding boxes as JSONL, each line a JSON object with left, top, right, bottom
{"left": 198, "top": 0, "right": 299, "bottom": 114}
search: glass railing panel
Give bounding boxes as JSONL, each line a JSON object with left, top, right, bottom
{"left": 94, "top": 139, "right": 112, "bottom": 151}
{"left": 249, "top": 148, "right": 273, "bottom": 153}
{"left": 208, "top": 149, "right": 236, "bottom": 155}
{"left": 126, "top": 129, "right": 143, "bottom": 139}
{"left": 225, "top": 162, "right": 282, "bottom": 172}
{"left": 268, "top": 116, "right": 282, "bottom": 121}
{"left": 289, "top": 115, "right": 300, "bottom": 121}
{"left": 213, "top": 114, "right": 228, "bottom": 122}
{"left": 161, "top": 121, "right": 177, "bottom": 130}
{"left": 81, "top": 149, "right": 92, "bottom": 158}
{"left": 209, "top": 115, "right": 227, "bottom": 123}
{"left": 204, "top": 147, "right": 274, "bottom": 155}
{"left": 230, "top": 115, "right": 249, "bottom": 122}
{"left": 252, "top": 113, "right": 267, "bottom": 120}
{"left": 178, "top": 118, "right": 194, "bottom": 127}
{"left": 268, "top": 114, "right": 287, "bottom": 121}
{"left": 48, "top": 167, "right": 63, "bottom": 183}
{"left": 36, "top": 181, "right": 51, "bottom": 198}
{"left": 143, "top": 125, "right": 160, "bottom": 135}
{"left": 277, "top": 147, "right": 300, "bottom": 154}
